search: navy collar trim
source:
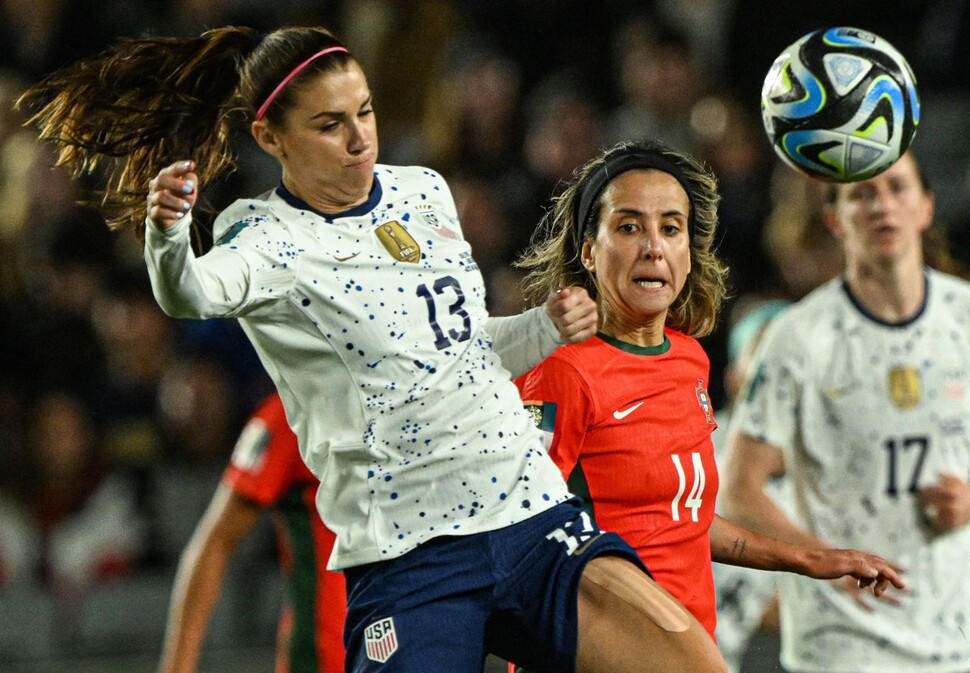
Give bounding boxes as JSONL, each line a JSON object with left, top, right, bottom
{"left": 840, "top": 271, "right": 929, "bottom": 328}
{"left": 275, "top": 174, "right": 382, "bottom": 220}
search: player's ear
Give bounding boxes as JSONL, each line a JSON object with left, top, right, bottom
{"left": 822, "top": 203, "right": 843, "bottom": 240}
{"left": 917, "top": 190, "right": 935, "bottom": 234}
{"left": 581, "top": 239, "right": 595, "bottom": 272}
{"left": 252, "top": 120, "right": 286, "bottom": 160}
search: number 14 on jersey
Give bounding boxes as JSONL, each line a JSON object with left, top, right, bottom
{"left": 671, "top": 452, "right": 706, "bottom": 522}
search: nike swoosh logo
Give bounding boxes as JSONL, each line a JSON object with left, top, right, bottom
{"left": 613, "top": 401, "right": 644, "bottom": 420}
{"left": 333, "top": 252, "right": 360, "bottom": 262}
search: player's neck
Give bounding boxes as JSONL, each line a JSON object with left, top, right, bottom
{"left": 845, "top": 258, "right": 925, "bottom": 323}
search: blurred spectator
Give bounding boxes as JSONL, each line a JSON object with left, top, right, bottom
{"left": 506, "top": 70, "right": 605, "bottom": 257}
{"left": 488, "top": 266, "right": 530, "bottom": 318}
{"left": 409, "top": 35, "right": 525, "bottom": 176}
{"left": 0, "top": 488, "right": 39, "bottom": 587}
{"left": 148, "top": 355, "right": 250, "bottom": 569}
{"left": 89, "top": 267, "right": 175, "bottom": 467}
{"left": 156, "top": 355, "right": 244, "bottom": 467}
{"left": 448, "top": 172, "right": 518, "bottom": 299}
{"left": 653, "top": 0, "right": 734, "bottom": 79}
{"left": 19, "top": 388, "right": 147, "bottom": 591}
{"left": 603, "top": 14, "right": 710, "bottom": 153}
{"left": 456, "top": 0, "right": 618, "bottom": 99}
{"left": 693, "top": 93, "right": 776, "bottom": 296}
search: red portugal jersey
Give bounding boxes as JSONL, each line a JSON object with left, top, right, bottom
{"left": 224, "top": 393, "right": 346, "bottom": 673}
{"left": 515, "top": 330, "right": 719, "bottom": 636}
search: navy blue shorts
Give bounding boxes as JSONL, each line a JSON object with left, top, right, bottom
{"left": 342, "top": 498, "right": 647, "bottom": 673}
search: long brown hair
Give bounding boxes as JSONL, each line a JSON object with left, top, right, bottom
{"left": 16, "top": 26, "right": 350, "bottom": 237}
{"left": 518, "top": 139, "right": 729, "bottom": 337}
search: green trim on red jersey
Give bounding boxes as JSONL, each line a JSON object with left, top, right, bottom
{"left": 596, "top": 331, "right": 671, "bottom": 355}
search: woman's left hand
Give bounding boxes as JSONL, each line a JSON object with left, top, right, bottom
{"left": 801, "top": 548, "right": 906, "bottom": 604}
{"left": 545, "top": 287, "right": 598, "bottom": 344}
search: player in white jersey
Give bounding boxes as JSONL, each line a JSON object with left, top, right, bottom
{"left": 722, "top": 152, "right": 970, "bottom": 673}
{"left": 19, "top": 25, "right": 732, "bottom": 673}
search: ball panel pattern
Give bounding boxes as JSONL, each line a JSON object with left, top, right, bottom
{"left": 761, "top": 27, "right": 919, "bottom": 182}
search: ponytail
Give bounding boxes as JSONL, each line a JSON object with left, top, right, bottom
{"left": 17, "top": 26, "right": 261, "bottom": 237}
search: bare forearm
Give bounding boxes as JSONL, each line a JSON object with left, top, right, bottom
{"left": 720, "top": 485, "right": 821, "bottom": 550}
{"left": 710, "top": 515, "right": 814, "bottom": 573}
{"left": 158, "top": 536, "right": 235, "bottom": 673}
{"left": 710, "top": 515, "right": 905, "bottom": 595}
{"left": 158, "top": 487, "right": 260, "bottom": 673}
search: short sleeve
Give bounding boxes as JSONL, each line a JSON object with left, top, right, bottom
{"left": 515, "top": 357, "right": 596, "bottom": 480}
{"left": 223, "top": 395, "right": 310, "bottom": 506}
{"left": 729, "top": 315, "right": 806, "bottom": 454}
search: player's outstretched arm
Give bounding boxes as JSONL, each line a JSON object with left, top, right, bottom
{"left": 485, "top": 286, "right": 597, "bottom": 378}
{"left": 709, "top": 515, "right": 905, "bottom": 595}
{"left": 158, "top": 484, "right": 263, "bottom": 673}
{"left": 718, "top": 432, "right": 905, "bottom": 608}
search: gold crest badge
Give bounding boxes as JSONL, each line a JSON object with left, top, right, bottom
{"left": 375, "top": 220, "right": 420, "bottom": 263}
{"left": 888, "top": 366, "right": 921, "bottom": 410}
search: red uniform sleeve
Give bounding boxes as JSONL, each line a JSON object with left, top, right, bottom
{"left": 222, "top": 394, "right": 315, "bottom": 507}
{"left": 515, "top": 356, "right": 595, "bottom": 481}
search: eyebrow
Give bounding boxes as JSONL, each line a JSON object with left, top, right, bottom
{"left": 309, "top": 95, "right": 373, "bottom": 121}
{"left": 613, "top": 207, "right": 688, "bottom": 219}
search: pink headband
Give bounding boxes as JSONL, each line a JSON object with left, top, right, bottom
{"left": 254, "top": 46, "right": 349, "bottom": 121}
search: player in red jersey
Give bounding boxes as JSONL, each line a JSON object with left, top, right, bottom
{"left": 514, "top": 140, "right": 904, "bottom": 640}
{"left": 158, "top": 392, "right": 345, "bottom": 673}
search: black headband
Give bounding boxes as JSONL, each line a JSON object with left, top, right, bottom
{"left": 574, "top": 147, "right": 696, "bottom": 247}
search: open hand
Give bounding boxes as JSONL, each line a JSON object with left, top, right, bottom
{"left": 801, "top": 547, "right": 906, "bottom": 610}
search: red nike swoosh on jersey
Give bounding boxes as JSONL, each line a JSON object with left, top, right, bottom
{"left": 612, "top": 401, "right": 645, "bottom": 419}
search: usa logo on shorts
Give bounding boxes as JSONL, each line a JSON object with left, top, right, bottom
{"left": 364, "top": 617, "right": 398, "bottom": 663}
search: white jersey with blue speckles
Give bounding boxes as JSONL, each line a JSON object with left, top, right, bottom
{"left": 144, "top": 164, "right": 572, "bottom": 569}
{"left": 730, "top": 269, "right": 970, "bottom": 673}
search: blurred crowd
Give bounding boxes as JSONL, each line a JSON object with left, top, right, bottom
{"left": 2, "top": 0, "right": 970, "bottom": 665}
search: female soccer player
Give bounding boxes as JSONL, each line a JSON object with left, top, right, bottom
{"left": 514, "top": 139, "right": 905, "bottom": 639}
{"left": 19, "top": 26, "right": 727, "bottom": 673}
{"left": 722, "top": 151, "right": 970, "bottom": 672}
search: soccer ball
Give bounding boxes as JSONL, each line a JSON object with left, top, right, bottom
{"left": 761, "top": 26, "right": 920, "bottom": 182}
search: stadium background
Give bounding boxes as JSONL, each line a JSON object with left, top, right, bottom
{"left": 1, "top": 1, "right": 967, "bottom": 671}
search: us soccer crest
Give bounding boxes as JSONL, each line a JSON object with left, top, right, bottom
{"left": 888, "top": 366, "right": 921, "bottom": 409}
{"left": 375, "top": 221, "right": 420, "bottom": 263}
{"left": 364, "top": 617, "right": 398, "bottom": 663}
{"left": 696, "top": 379, "right": 715, "bottom": 424}
{"left": 415, "top": 203, "right": 460, "bottom": 240}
